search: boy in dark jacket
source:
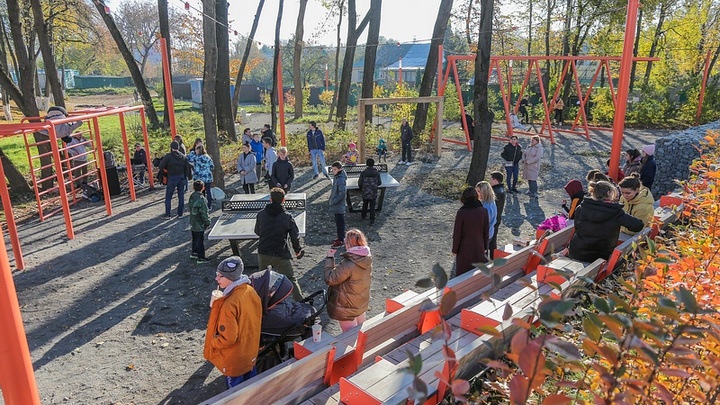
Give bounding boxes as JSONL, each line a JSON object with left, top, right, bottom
{"left": 489, "top": 171, "right": 506, "bottom": 258}
{"left": 189, "top": 180, "right": 211, "bottom": 264}
{"left": 255, "top": 188, "right": 305, "bottom": 301}
{"left": 358, "top": 158, "right": 382, "bottom": 222}
{"left": 271, "top": 147, "right": 294, "bottom": 193}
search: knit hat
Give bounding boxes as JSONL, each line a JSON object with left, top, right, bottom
{"left": 641, "top": 144, "right": 655, "bottom": 156}
{"left": 170, "top": 141, "right": 179, "bottom": 150}
{"left": 349, "top": 142, "right": 356, "bottom": 149}
{"left": 216, "top": 256, "right": 244, "bottom": 281}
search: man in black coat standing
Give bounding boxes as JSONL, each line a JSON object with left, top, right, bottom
{"left": 399, "top": 118, "right": 414, "bottom": 166}
{"left": 157, "top": 141, "right": 192, "bottom": 219}
{"left": 358, "top": 158, "right": 382, "bottom": 223}
{"left": 489, "top": 172, "right": 506, "bottom": 258}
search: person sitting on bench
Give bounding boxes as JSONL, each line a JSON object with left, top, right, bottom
{"left": 565, "top": 180, "right": 644, "bottom": 263}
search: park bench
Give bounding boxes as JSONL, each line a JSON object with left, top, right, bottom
{"left": 327, "top": 257, "right": 605, "bottom": 405}
{"left": 328, "top": 164, "right": 399, "bottom": 212}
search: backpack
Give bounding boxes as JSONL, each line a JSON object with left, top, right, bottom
{"left": 360, "top": 170, "right": 379, "bottom": 200}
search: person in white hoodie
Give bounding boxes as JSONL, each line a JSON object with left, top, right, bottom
{"left": 324, "top": 229, "right": 372, "bottom": 332}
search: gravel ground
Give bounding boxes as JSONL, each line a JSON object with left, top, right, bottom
{"left": 5, "top": 108, "right": 667, "bottom": 404}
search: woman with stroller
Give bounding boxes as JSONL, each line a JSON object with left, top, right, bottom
{"left": 324, "top": 229, "right": 372, "bottom": 332}
{"left": 187, "top": 144, "right": 215, "bottom": 209}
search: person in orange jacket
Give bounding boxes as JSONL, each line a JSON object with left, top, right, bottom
{"left": 204, "top": 257, "right": 262, "bottom": 389}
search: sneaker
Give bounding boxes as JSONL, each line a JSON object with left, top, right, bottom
{"left": 162, "top": 215, "right": 173, "bottom": 220}
{"left": 524, "top": 190, "right": 532, "bottom": 195}
{"left": 197, "top": 258, "right": 210, "bottom": 264}
{"left": 312, "top": 174, "right": 319, "bottom": 179}
{"left": 331, "top": 239, "right": 344, "bottom": 248}
{"left": 405, "top": 161, "right": 412, "bottom": 166}
{"left": 324, "top": 173, "right": 331, "bottom": 180}
{"left": 190, "top": 253, "right": 198, "bottom": 259}
{"left": 176, "top": 214, "right": 184, "bottom": 219}
{"left": 398, "top": 160, "right": 405, "bottom": 165}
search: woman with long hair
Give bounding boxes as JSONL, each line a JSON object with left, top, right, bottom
{"left": 188, "top": 144, "right": 215, "bottom": 208}
{"left": 567, "top": 180, "right": 644, "bottom": 262}
{"left": 622, "top": 148, "right": 642, "bottom": 176}
{"left": 618, "top": 174, "right": 654, "bottom": 236}
{"left": 452, "top": 187, "right": 490, "bottom": 277}
{"left": 237, "top": 142, "right": 258, "bottom": 194}
{"left": 324, "top": 229, "right": 372, "bottom": 332}
{"left": 475, "top": 181, "right": 497, "bottom": 242}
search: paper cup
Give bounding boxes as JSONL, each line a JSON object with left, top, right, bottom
{"left": 210, "top": 290, "right": 223, "bottom": 308}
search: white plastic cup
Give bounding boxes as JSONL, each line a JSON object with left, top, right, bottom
{"left": 312, "top": 321, "right": 322, "bottom": 343}
{"left": 210, "top": 289, "right": 223, "bottom": 308}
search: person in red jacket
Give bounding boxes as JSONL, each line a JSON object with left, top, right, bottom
{"left": 204, "top": 257, "right": 262, "bottom": 389}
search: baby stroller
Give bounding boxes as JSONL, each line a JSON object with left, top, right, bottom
{"left": 249, "top": 268, "right": 327, "bottom": 373}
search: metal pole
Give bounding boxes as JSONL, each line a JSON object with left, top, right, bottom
{"left": 0, "top": 234, "right": 40, "bottom": 404}
{"left": 159, "top": 37, "right": 177, "bottom": 137}
{"left": 610, "top": 0, "right": 640, "bottom": 181}
{"left": 0, "top": 160, "right": 24, "bottom": 270}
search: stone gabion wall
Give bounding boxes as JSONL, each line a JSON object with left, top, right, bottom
{"left": 653, "top": 121, "right": 720, "bottom": 197}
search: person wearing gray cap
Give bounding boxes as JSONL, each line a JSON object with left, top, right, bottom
{"left": 157, "top": 141, "right": 192, "bottom": 219}
{"left": 204, "top": 256, "right": 262, "bottom": 389}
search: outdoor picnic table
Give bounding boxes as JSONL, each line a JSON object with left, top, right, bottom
{"left": 328, "top": 164, "right": 400, "bottom": 212}
{"left": 208, "top": 193, "right": 306, "bottom": 258}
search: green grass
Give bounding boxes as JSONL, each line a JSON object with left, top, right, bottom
{"left": 66, "top": 86, "right": 136, "bottom": 96}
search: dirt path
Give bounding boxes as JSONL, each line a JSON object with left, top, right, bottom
{"left": 5, "top": 111, "right": 665, "bottom": 404}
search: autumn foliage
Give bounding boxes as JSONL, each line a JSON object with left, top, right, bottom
{"left": 485, "top": 131, "right": 720, "bottom": 404}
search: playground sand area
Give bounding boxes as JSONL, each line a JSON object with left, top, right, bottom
{"left": 6, "top": 108, "right": 664, "bottom": 404}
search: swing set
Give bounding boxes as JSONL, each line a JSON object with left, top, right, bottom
{"left": 438, "top": 52, "right": 658, "bottom": 148}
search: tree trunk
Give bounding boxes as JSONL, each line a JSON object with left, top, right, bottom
{"left": 30, "top": 0, "right": 64, "bottom": 107}
{"left": 361, "top": 0, "right": 382, "bottom": 124}
{"left": 215, "top": 0, "right": 236, "bottom": 141}
{"left": 232, "top": 0, "right": 265, "bottom": 119}
{"left": 543, "top": 0, "right": 552, "bottom": 94}
{"left": 270, "top": 0, "right": 284, "bottom": 134}
{"left": 0, "top": 149, "right": 32, "bottom": 195}
{"left": 467, "top": 0, "right": 494, "bottom": 187}
{"left": 158, "top": 0, "right": 172, "bottom": 130}
{"left": 293, "top": 0, "right": 308, "bottom": 119}
{"left": 336, "top": 0, "right": 370, "bottom": 130}
{"left": 202, "top": 0, "right": 224, "bottom": 189}
{"left": 92, "top": 0, "right": 160, "bottom": 129}
{"left": 643, "top": 2, "right": 667, "bottom": 88}
{"left": 527, "top": 0, "right": 533, "bottom": 56}
{"left": 326, "top": 0, "right": 344, "bottom": 123}
{"left": 413, "top": 0, "right": 453, "bottom": 135}
{"left": 629, "top": 7, "right": 643, "bottom": 93}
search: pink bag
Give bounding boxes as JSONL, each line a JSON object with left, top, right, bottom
{"left": 538, "top": 215, "right": 567, "bottom": 232}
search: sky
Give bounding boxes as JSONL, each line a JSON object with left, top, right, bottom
{"left": 195, "top": 0, "right": 445, "bottom": 47}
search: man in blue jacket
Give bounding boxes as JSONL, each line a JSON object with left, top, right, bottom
{"left": 307, "top": 121, "right": 329, "bottom": 180}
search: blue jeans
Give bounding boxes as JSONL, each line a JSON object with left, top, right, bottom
{"left": 225, "top": 367, "right": 257, "bottom": 389}
{"left": 310, "top": 149, "right": 328, "bottom": 176}
{"left": 335, "top": 213, "right": 345, "bottom": 241}
{"left": 202, "top": 181, "right": 214, "bottom": 208}
{"left": 505, "top": 164, "right": 519, "bottom": 190}
{"left": 166, "top": 175, "right": 186, "bottom": 217}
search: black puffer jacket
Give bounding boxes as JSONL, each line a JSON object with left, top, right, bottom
{"left": 254, "top": 202, "right": 302, "bottom": 259}
{"left": 157, "top": 151, "right": 191, "bottom": 179}
{"left": 568, "top": 198, "right": 644, "bottom": 262}
{"left": 501, "top": 143, "right": 523, "bottom": 164}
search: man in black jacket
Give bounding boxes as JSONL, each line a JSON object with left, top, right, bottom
{"left": 157, "top": 141, "right": 192, "bottom": 219}
{"left": 399, "top": 118, "right": 414, "bottom": 165}
{"left": 358, "top": 158, "right": 382, "bottom": 222}
{"left": 255, "top": 188, "right": 305, "bottom": 301}
{"left": 489, "top": 171, "right": 506, "bottom": 258}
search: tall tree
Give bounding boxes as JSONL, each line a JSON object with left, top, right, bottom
{"left": 360, "top": 0, "right": 381, "bottom": 124}
{"left": 215, "top": 0, "right": 236, "bottom": 141}
{"left": 643, "top": 1, "right": 671, "bottom": 87}
{"left": 30, "top": 0, "right": 64, "bottom": 106}
{"left": 92, "top": 0, "right": 160, "bottom": 129}
{"left": 326, "top": 0, "right": 345, "bottom": 123}
{"left": 293, "top": 0, "right": 309, "bottom": 119}
{"left": 202, "top": 0, "right": 225, "bottom": 188}
{"left": 231, "top": 0, "right": 265, "bottom": 119}
{"left": 413, "top": 0, "right": 453, "bottom": 135}
{"left": 116, "top": 0, "right": 159, "bottom": 76}
{"left": 467, "top": 0, "right": 495, "bottom": 187}
{"left": 335, "top": 0, "right": 370, "bottom": 130}
{"left": 270, "top": 0, "right": 284, "bottom": 134}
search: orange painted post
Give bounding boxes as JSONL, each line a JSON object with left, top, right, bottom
{"left": 610, "top": 0, "right": 641, "bottom": 182}
{"left": 48, "top": 124, "right": 75, "bottom": 239}
{"left": 570, "top": 60, "right": 591, "bottom": 140}
{"left": 276, "top": 54, "right": 286, "bottom": 146}
{"left": 0, "top": 241, "right": 40, "bottom": 404}
{"left": 0, "top": 161, "right": 24, "bottom": 270}
{"left": 92, "top": 117, "right": 113, "bottom": 216}
{"left": 454, "top": 60, "right": 472, "bottom": 149}
{"left": 695, "top": 50, "right": 712, "bottom": 126}
{"left": 159, "top": 37, "right": 177, "bottom": 137}
{"left": 118, "top": 113, "right": 136, "bottom": 202}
